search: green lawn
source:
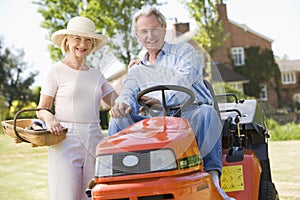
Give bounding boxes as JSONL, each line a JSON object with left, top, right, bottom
{"left": 0, "top": 134, "right": 50, "bottom": 200}
{"left": 0, "top": 133, "right": 299, "bottom": 200}
{"left": 269, "top": 140, "right": 300, "bottom": 200}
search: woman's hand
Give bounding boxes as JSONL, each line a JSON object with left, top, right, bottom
{"left": 45, "top": 116, "right": 65, "bottom": 135}
{"left": 37, "top": 109, "right": 64, "bottom": 135}
{"left": 36, "top": 95, "right": 65, "bottom": 135}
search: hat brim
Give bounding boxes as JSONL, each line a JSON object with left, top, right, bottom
{"left": 51, "top": 29, "right": 108, "bottom": 52}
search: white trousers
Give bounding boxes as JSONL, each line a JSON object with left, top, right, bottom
{"left": 48, "top": 122, "right": 104, "bottom": 200}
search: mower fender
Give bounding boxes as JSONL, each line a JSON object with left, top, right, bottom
{"left": 221, "top": 149, "right": 262, "bottom": 200}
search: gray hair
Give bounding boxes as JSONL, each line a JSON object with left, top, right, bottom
{"left": 132, "top": 6, "right": 166, "bottom": 31}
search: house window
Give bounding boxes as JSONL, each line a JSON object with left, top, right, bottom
{"left": 282, "top": 72, "right": 296, "bottom": 84}
{"left": 231, "top": 47, "right": 245, "bottom": 66}
{"left": 260, "top": 84, "right": 268, "bottom": 100}
{"left": 293, "top": 94, "right": 300, "bottom": 103}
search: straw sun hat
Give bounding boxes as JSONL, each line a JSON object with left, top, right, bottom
{"left": 51, "top": 16, "right": 108, "bottom": 54}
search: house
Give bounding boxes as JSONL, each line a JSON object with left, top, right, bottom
{"left": 276, "top": 59, "right": 300, "bottom": 106}
{"left": 213, "top": 3, "right": 273, "bottom": 65}
{"left": 173, "top": 3, "right": 279, "bottom": 107}
{"left": 214, "top": 3, "right": 279, "bottom": 108}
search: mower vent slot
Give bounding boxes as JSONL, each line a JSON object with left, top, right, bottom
{"left": 113, "top": 151, "right": 150, "bottom": 176}
{"left": 138, "top": 194, "right": 174, "bottom": 199}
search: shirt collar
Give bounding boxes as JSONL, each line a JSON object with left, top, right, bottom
{"left": 140, "top": 42, "right": 171, "bottom": 65}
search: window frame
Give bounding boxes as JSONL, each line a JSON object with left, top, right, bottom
{"left": 282, "top": 72, "right": 296, "bottom": 84}
{"left": 260, "top": 84, "right": 268, "bottom": 101}
{"left": 293, "top": 93, "right": 300, "bottom": 103}
{"left": 231, "top": 47, "right": 245, "bottom": 66}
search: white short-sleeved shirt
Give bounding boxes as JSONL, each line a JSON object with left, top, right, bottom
{"left": 41, "top": 61, "right": 114, "bottom": 124}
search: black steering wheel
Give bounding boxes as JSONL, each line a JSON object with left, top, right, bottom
{"left": 136, "top": 85, "right": 195, "bottom": 117}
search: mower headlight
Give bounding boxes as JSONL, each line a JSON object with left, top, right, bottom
{"left": 95, "top": 149, "right": 177, "bottom": 177}
{"left": 95, "top": 154, "right": 113, "bottom": 177}
{"left": 150, "top": 149, "right": 177, "bottom": 171}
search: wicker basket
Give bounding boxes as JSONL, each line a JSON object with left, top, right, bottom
{"left": 1, "top": 108, "right": 67, "bottom": 147}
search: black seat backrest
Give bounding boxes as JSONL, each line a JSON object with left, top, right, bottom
{"left": 203, "top": 79, "right": 221, "bottom": 118}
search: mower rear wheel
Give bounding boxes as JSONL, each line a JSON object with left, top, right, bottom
{"left": 259, "top": 181, "right": 279, "bottom": 200}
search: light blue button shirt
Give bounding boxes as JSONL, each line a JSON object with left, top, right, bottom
{"left": 116, "top": 41, "right": 213, "bottom": 110}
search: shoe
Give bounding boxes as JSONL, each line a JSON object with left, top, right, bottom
{"left": 209, "top": 170, "right": 236, "bottom": 200}
{"left": 217, "top": 187, "right": 235, "bottom": 200}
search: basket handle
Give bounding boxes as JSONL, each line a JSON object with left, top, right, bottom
{"left": 13, "top": 108, "right": 53, "bottom": 143}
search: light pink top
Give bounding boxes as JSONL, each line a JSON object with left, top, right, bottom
{"left": 41, "top": 62, "right": 114, "bottom": 124}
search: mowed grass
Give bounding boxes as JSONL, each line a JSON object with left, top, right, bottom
{"left": 0, "top": 134, "right": 50, "bottom": 200}
{"left": 269, "top": 140, "right": 300, "bottom": 200}
{"left": 0, "top": 133, "right": 299, "bottom": 200}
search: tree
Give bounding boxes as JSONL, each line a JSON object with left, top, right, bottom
{"left": 183, "top": 0, "right": 229, "bottom": 56}
{"left": 234, "top": 46, "right": 282, "bottom": 105}
{"left": 33, "top": 0, "right": 159, "bottom": 67}
{"left": 0, "top": 39, "right": 39, "bottom": 118}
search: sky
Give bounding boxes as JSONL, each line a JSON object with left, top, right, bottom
{"left": 0, "top": 0, "right": 299, "bottom": 86}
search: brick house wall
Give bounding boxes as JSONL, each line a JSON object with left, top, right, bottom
{"left": 212, "top": 3, "right": 272, "bottom": 64}
{"left": 277, "top": 59, "right": 300, "bottom": 106}
{"left": 173, "top": 6, "right": 279, "bottom": 107}
{"left": 211, "top": 3, "right": 279, "bottom": 108}
{"left": 281, "top": 73, "right": 300, "bottom": 102}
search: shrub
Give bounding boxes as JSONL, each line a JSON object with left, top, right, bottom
{"left": 267, "top": 118, "right": 300, "bottom": 141}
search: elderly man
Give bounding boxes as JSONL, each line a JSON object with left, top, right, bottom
{"left": 108, "top": 6, "right": 234, "bottom": 200}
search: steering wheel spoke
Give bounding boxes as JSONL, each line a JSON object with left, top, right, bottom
{"left": 136, "top": 85, "right": 195, "bottom": 117}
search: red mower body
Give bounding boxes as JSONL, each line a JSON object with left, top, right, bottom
{"left": 86, "top": 86, "right": 279, "bottom": 200}
{"left": 90, "top": 116, "right": 224, "bottom": 200}
{"left": 221, "top": 149, "right": 262, "bottom": 200}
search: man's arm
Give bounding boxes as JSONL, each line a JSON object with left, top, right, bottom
{"left": 109, "top": 67, "right": 140, "bottom": 118}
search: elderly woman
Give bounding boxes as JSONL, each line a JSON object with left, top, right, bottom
{"left": 36, "top": 16, "right": 118, "bottom": 200}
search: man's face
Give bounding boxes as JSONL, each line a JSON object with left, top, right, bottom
{"left": 135, "top": 14, "right": 166, "bottom": 52}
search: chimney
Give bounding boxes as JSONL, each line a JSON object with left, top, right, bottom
{"left": 173, "top": 22, "right": 190, "bottom": 37}
{"left": 217, "top": 3, "right": 228, "bottom": 21}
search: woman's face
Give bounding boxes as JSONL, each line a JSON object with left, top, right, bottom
{"left": 135, "top": 14, "right": 166, "bottom": 53}
{"left": 66, "top": 35, "right": 94, "bottom": 57}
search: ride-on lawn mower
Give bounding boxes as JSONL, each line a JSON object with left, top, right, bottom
{"left": 217, "top": 93, "right": 279, "bottom": 200}
{"left": 86, "top": 85, "right": 279, "bottom": 200}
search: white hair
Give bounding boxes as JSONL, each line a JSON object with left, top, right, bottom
{"left": 132, "top": 6, "right": 167, "bottom": 32}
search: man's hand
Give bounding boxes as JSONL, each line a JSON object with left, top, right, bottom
{"left": 127, "top": 59, "right": 141, "bottom": 68}
{"left": 109, "top": 102, "right": 132, "bottom": 118}
{"left": 139, "top": 96, "right": 160, "bottom": 112}
{"left": 140, "top": 96, "right": 160, "bottom": 105}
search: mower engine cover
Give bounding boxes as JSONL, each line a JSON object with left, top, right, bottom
{"left": 90, "top": 116, "right": 224, "bottom": 200}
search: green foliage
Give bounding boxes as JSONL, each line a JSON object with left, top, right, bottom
{"left": 267, "top": 118, "right": 300, "bottom": 141}
{"left": 8, "top": 100, "right": 38, "bottom": 120}
{"left": 234, "top": 46, "right": 281, "bottom": 103}
{"left": 0, "top": 40, "right": 39, "bottom": 119}
{"left": 214, "top": 82, "right": 250, "bottom": 100}
{"left": 223, "top": 83, "right": 248, "bottom": 100}
{"left": 0, "top": 96, "right": 8, "bottom": 121}
{"left": 33, "top": 0, "right": 159, "bottom": 65}
{"left": 184, "top": 0, "right": 229, "bottom": 55}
